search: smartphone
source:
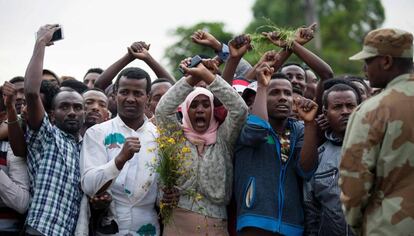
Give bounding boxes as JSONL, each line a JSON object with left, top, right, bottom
{"left": 179, "top": 55, "right": 202, "bottom": 74}
{"left": 51, "top": 26, "right": 64, "bottom": 42}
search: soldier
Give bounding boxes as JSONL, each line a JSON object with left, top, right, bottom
{"left": 340, "top": 28, "right": 414, "bottom": 235}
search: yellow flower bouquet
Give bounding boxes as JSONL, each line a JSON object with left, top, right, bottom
{"left": 149, "top": 124, "right": 192, "bottom": 224}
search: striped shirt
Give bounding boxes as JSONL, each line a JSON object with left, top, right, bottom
{"left": 26, "top": 115, "right": 82, "bottom": 236}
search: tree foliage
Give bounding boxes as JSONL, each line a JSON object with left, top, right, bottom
{"left": 245, "top": 0, "right": 385, "bottom": 75}
{"left": 163, "top": 0, "right": 384, "bottom": 77}
{"left": 164, "top": 22, "right": 233, "bottom": 79}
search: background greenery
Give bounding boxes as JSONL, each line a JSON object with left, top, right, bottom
{"left": 164, "top": 0, "right": 384, "bottom": 79}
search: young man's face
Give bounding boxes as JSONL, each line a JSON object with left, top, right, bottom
{"left": 84, "top": 72, "right": 100, "bottom": 89}
{"left": 105, "top": 85, "right": 117, "bottom": 117}
{"left": 52, "top": 91, "right": 84, "bottom": 136}
{"left": 148, "top": 82, "right": 172, "bottom": 115}
{"left": 83, "top": 90, "right": 108, "bottom": 127}
{"left": 116, "top": 77, "right": 148, "bottom": 121}
{"left": 281, "top": 65, "right": 306, "bottom": 94}
{"left": 325, "top": 90, "right": 357, "bottom": 137}
{"left": 267, "top": 79, "right": 293, "bottom": 120}
{"left": 12, "top": 81, "right": 25, "bottom": 114}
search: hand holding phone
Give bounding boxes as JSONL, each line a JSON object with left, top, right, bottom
{"left": 179, "top": 55, "right": 202, "bottom": 74}
{"left": 51, "top": 26, "right": 64, "bottom": 42}
{"left": 35, "top": 24, "right": 63, "bottom": 46}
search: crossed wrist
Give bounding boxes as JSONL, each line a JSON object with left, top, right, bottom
{"left": 212, "top": 40, "right": 222, "bottom": 52}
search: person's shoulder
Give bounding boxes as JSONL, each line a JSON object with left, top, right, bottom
{"left": 144, "top": 119, "right": 159, "bottom": 136}
{"left": 85, "top": 118, "right": 117, "bottom": 136}
{"left": 289, "top": 118, "right": 304, "bottom": 132}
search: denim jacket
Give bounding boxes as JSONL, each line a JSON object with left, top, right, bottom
{"left": 303, "top": 132, "right": 353, "bottom": 236}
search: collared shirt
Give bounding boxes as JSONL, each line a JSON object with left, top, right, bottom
{"left": 26, "top": 115, "right": 83, "bottom": 236}
{"left": 81, "top": 116, "right": 159, "bottom": 236}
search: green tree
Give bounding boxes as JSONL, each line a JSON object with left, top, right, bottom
{"left": 245, "top": 0, "right": 385, "bottom": 75}
{"left": 164, "top": 22, "right": 234, "bottom": 79}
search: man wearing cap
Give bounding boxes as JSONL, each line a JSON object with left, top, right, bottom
{"left": 340, "top": 28, "right": 414, "bottom": 235}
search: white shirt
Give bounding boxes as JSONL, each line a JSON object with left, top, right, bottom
{"left": 0, "top": 142, "right": 30, "bottom": 231}
{"left": 81, "top": 116, "right": 159, "bottom": 236}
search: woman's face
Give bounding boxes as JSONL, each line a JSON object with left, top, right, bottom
{"left": 188, "top": 94, "right": 212, "bottom": 133}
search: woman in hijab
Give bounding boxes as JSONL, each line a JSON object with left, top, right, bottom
{"left": 155, "top": 59, "right": 248, "bottom": 235}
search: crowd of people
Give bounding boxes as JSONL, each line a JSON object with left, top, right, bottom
{"left": 0, "top": 22, "right": 413, "bottom": 236}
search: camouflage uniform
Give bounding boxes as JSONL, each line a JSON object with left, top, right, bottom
{"left": 340, "top": 28, "right": 414, "bottom": 235}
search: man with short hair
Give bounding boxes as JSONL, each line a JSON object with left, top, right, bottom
{"left": 84, "top": 68, "right": 104, "bottom": 89}
{"left": 146, "top": 78, "right": 173, "bottom": 120}
{"left": 304, "top": 68, "right": 318, "bottom": 100}
{"left": 234, "top": 63, "right": 319, "bottom": 236}
{"left": 81, "top": 66, "right": 160, "bottom": 235}
{"left": 9, "top": 76, "right": 25, "bottom": 115}
{"left": 81, "top": 88, "right": 109, "bottom": 135}
{"left": 303, "top": 83, "right": 360, "bottom": 235}
{"left": 340, "top": 28, "right": 414, "bottom": 235}
{"left": 105, "top": 84, "right": 117, "bottom": 119}
{"left": 60, "top": 79, "right": 88, "bottom": 94}
{"left": 24, "top": 24, "right": 84, "bottom": 235}
{"left": 42, "top": 69, "right": 60, "bottom": 87}
{"left": 281, "top": 63, "right": 307, "bottom": 94}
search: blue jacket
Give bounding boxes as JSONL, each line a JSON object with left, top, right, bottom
{"left": 234, "top": 115, "right": 316, "bottom": 236}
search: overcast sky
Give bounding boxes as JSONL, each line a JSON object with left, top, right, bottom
{"left": 0, "top": 0, "right": 412, "bottom": 84}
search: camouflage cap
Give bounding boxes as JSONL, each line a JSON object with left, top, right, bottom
{"left": 349, "top": 28, "right": 413, "bottom": 60}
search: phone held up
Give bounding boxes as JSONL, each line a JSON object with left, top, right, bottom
{"left": 51, "top": 25, "right": 64, "bottom": 42}
{"left": 179, "top": 55, "right": 202, "bottom": 74}
{"left": 36, "top": 25, "right": 64, "bottom": 43}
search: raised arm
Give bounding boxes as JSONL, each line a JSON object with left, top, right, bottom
{"left": 244, "top": 50, "right": 284, "bottom": 81}
{"left": 2, "top": 82, "right": 26, "bottom": 157}
{"left": 128, "top": 42, "right": 175, "bottom": 84}
{"left": 191, "top": 30, "right": 223, "bottom": 52}
{"left": 24, "top": 24, "right": 59, "bottom": 130}
{"left": 94, "top": 49, "right": 134, "bottom": 90}
{"left": 251, "top": 63, "right": 274, "bottom": 121}
{"left": 294, "top": 96, "right": 319, "bottom": 174}
{"left": 155, "top": 58, "right": 200, "bottom": 128}
{"left": 222, "top": 34, "right": 252, "bottom": 85}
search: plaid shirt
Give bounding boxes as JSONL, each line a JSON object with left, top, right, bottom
{"left": 26, "top": 115, "right": 82, "bottom": 236}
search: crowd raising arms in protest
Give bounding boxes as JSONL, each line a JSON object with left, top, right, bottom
{"left": 0, "top": 19, "right": 413, "bottom": 236}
